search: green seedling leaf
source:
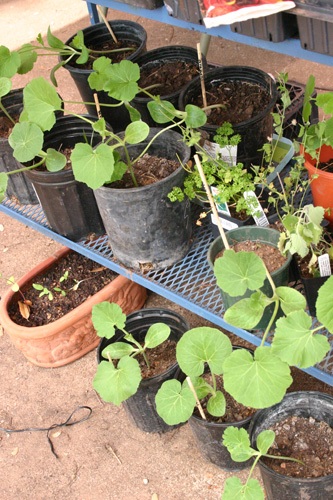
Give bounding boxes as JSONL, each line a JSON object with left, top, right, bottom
{"left": 71, "top": 142, "right": 115, "bottom": 190}
{"left": 33, "top": 283, "right": 44, "bottom": 291}
{"left": 92, "top": 302, "right": 126, "bottom": 339}
{"left": 289, "top": 233, "right": 308, "bottom": 258}
{"left": 124, "top": 121, "right": 149, "bottom": 144}
{"left": 316, "top": 275, "right": 333, "bottom": 332}
{"left": 306, "top": 204, "right": 325, "bottom": 228}
{"left": 23, "top": 77, "right": 62, "bottom": 131}
{"left": 176, "top": 327, "right": 232, "bottom": 377}
{"left": 45, "top": 148, "right": 66, "bottom": 172}
{"left": 17, "top": 44, "right": 37, "bottom": 74}
{"left": 222, "top": 477, "right": 264, "bottom": 500}
{"left": 125, "top": 103, "right": 141, "bottom": 122}
{"left": 76, "top": 45, "right": 89, "bottom": 65}
{"left": 272, "top": 310, "right": 330, "bottom": 368}
{"left": 144, "top": 323, "right": 170, "bottom": 349}
{"left": 224, "top": 291, "right": 271, "bottom": 329}
{"left": 71, "top": 30, "right": 85, "bottom": 49}
{"left": 0, "top": 77, "right": 12, "bottom": 97}
{"left": 92, "top": 118, "right": 107, "bottom": 137}
{"left": 147, "top": 100, "right": 177, "bottom": 123}
{"left": 206, "top": 391, "right": 225, "bottom": 417}
{"left": 282, "top": 214, "right": 298, "bottom": 232}
{"left": 223, "top": 347, "right": 292, "bottom": 408}
{"left": 102, "top": 342, "right": 135, "bottom": 359}
{"left": 214, "top": 249, "right": 266, "bottom": 297}
{"left": 104, "top": 60, "right": 140, "bottom": 101}
{"left": 0, "top": 172, "right": 8, "bottom": 202}
{"left": 183, "top": 376, "right": 211, "bottom": 400}
{"left": 275, "top": 286, "right": 307, "bottom": 316}
{"left": 155, "top": 379, "right": 196, "bottom": 425}
{"left": 222, "top": 427, "right": 253, "bottom": 462}
{"left": 93, "top": 356, "right": 141, "bottom": 405}
{"left": 257, "top": 430, "right": 275, "bottom": 455}
{"left": 88, "top": 57, "right": 112, "bottom": 91}
{"left": 316, "top": 92, "right": 333, "bottom": 115}
{"left": 302, "top": 74, "right": 315, "bottom": 123}
{"left": 8, "top": 122, "right": 43, "bottom": 162}
{"left": 7, "top": 276, "right": 19, "bottom": 292}
{"left": 0, "top": 46, "right": 20, "bottom": 78}
{"left": 47, "top": 26, "right": 65, "bottom": 49}
{"left": 184, "top": 104, "right": 207, "bottom": 128}
{"left": 108, "top": 159, "right": 127, "bottom": 183}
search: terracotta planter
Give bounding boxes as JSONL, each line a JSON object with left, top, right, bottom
{"left": 0, "top": 247, "right": 147, "bottom": 367}
{"left": 303, "top": 144, "right": 333, "bottom": 229}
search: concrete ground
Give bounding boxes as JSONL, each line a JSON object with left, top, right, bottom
{"left": 0, "top": 1, "right": 332, "bottom": 500}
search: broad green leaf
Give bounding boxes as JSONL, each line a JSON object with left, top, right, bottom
{"left": 104, "top": 60, "right": 140, "bottom": 101}
{"left": 257, "top": 430, "right": 275, "bottom": 455}
{"left": 88, "top": 57, "right": 112, "bottom": 91}
{"left": 275, "top": 286, "right": 306, "bottom": 316}
{"left": 102, "top": 342, "right": 135, "bottom": 359}
{"left": 71, "top": 30, "right": 85, "bottom": 49}
{"left": 0, "top": 77, "right": 12, "bottom": 97}
{"left": 176, "top": 327, "right": 232, "bottom": 377}
{"left": 289, "top": 233, "right": 308, "bottom": 258}
{"left": 47, "top": 26, "right": 65, "bottom": 49}
{"left": 222, "top": 477, "right": 264, "bottom": 500}
{"left": 316, "top": 92, "right": 333, "bottom": 115}
{"left": 206, "top": 391, "right": 225, "bottom": 417}
{"left": 45, "top": 148, "right": 66, "bottom": 172}
{"left": 93, "top": 356, "right": 141, "bottom": 405}
{"left": 282, "top": 214, "right": 298, "bottom": 232}
{"left": 92, "top": 118, "right": 107, "bottom": 137}
{"left": 306, "top": 204, "right": 325, "bottom": 228}
{"left": 0, "top": 46, "right": 20, "bottom": 78}
{"left": 224, "top": 292, "right": 271, "bottom": 329}
{"left": 125, "top": 103, "right": 141, "bottom": 122}
{"left": 92, "top": 302, "right": 126, "bottom": 339}
{"left": 23, "top": 77, "right": 62, "bottom": 131}
{"left": 302, "top": 74, "right": 315, "bottom": 123}
{"left": 183, "top": 376, "right": 211, "bottom": 400}
{"left": 8, "top": 122, "right": 43, "bottom": 162}
{"left": 214, "top": 249, "right": 266, "bottom": 297}
{"left": 32, "top": 284, "right": 44, "bottom": 290}
{"left": 76, "top": 45, "right": 89, "bottom": 65}
{"left": 144, "top": 323, "right": 170, "bottom": 349}
{"left": 223, "top": 347, "right": 292, "bottom": 408}
{"left": 108, "top": 160, "right": 127, "bottom": 183}
{"left": 272, "top": 311, "right": 330, "bottom": 368}
{"left": 71, "top": 142, "right": 115, "bottom": 190}
{"left": 17, "top": 44, "right": 37, "bottom": 74}
{"left": 316, "top": 275, "right": 333, "bottom": 332}
{"left": 124, "top": 121, "right": 149, "bottom": 144}
{"left": 222, "top": 427, "right": 253, "bottom": 462}
{"left": 147, "top": 100, "right": 177, "bottom": 124}
{"left": 184, "top": 104, "right": 207, "bottom": 128}
{"left": 0, "top": 172, "right": 8, "bottom": 202}
{"left": 155, "top": 379, "right": 196, "bottom": 425}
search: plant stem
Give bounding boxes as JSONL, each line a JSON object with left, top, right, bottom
{"left": 261, "top": 298, "right": 279, "bottom": 346}
{"left": 63, "top": 100, "right": 123, "bottom": 108}
{"left": 244, "top": 454, "right": 261, "bottom": 489}
{"left": 0, "top": 101, "right": 15, "bottom": 125}
{"left": 312, "top": 325, "right": 324, "bottom": 333}
{"left": 211, "top": 372, "right": 217, "bottom": 394}
{"left": 261, "top": 452, "right": 305, "bottom": 466}
{"left": 6, "top": 157, "right": 45, "bottom": 175}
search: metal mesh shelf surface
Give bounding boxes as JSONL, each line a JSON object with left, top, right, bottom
{"left": 1, "top": 197, "right": 332, "bottom": 385}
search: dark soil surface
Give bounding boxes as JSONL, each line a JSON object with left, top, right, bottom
{"left": 68, "top": 40, "right": 139, "bottom": 70}
{"left": 194, "top": 372, "right": 256, "bottom": 423}
{"left": 139, "top": 339, "right": 177, "bottom": 379}
{"left": 216, "top": 240, "right": 287, "bottom": 274}
{"left": 191, "top": 80, "right": 271, "bottom": 126}
{"left": 8, "top": 252, "right": 117, "bottom": 326}
{"left": 262, "top": 415, "right": 333, "bottom": 478}
{"left": 317, "top": 158, "right": 333, "bottom": 173}
{"left": 138, "top": 61, "right": 200, "bottom": 96}
{"left": 111, "top": 153, "right": 180, "bottom": 188}
{"left": 0, "top": 114, "right": 19, "bottom": 139}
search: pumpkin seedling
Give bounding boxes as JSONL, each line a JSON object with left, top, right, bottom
{"left": 92, "top": 302, "right": 171, "bottom": 406}
{"left": 221, "top": 427, "right": 304, "bottom": 500}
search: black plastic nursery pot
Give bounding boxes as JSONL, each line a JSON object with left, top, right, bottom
{"left": 301, "top": 275, "right": 329, "bottom": 318}
{"left": 178, "top": 66, "right": 278, "bottom": 169}
{"left": 62, "top": 21, "right": 147, "bottom": 133}
{"left": 207, "top": 226, "right": 292, "bottom": 330}
{"left": 130, "top": 45, "right": 207, "bottom": 126}
{"left": 97, "top": 307, "right": 190, "bottom": 433}
{"left": 25, "top": 115, "right": 106, "bottom": 242}
{"left": 249, "top": 391, "right": 333, "bottom": 500}
{"left": 94, "top": 128, "right": 192, "bottom": 271}
{"left": 189, "top": 346, "right": 255, "bottom": 471}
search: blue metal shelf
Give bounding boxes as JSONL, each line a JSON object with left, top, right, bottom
{"left": 85, "top": 1, "right": 333, "bottom": 66}
{"left": 1, "top": 198, "right": 332, "bottom": 385}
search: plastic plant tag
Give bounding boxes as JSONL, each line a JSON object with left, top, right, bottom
{"left": 318, "top": 254, "right": 332, "bottom": 277}
{"left": 211, "top": 213, "right": 238, "bottom": 230}
{"left": 211, "top": 186, "right": 230, "bottom": 215}
{"left": 243, "top": 191, "right": 269, "bottom": 227}
{"left": 202, "top": 139, "right": 237, "bottom": 166}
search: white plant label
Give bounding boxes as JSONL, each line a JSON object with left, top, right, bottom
{"left": 202, "top": 139, "right": 237, "bottom": 166}
{"left": 211, "top": 213, "right": 238, "bottom": 230}
{"left": 318, "top": 254, "right": 332, "bottom": 277}
{"left": 243, "top": 190, "right": 269, "bottom": 227}
{"left": 211, "top": 186, "right": 230, "bottom": 215}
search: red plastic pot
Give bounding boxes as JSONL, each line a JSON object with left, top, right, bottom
{"left": 302, "top": 144, "right": 333, "bottom": 229}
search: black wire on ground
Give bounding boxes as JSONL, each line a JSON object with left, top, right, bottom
{"left": 0, "top": 406, "right": 93, "bottom": 459}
